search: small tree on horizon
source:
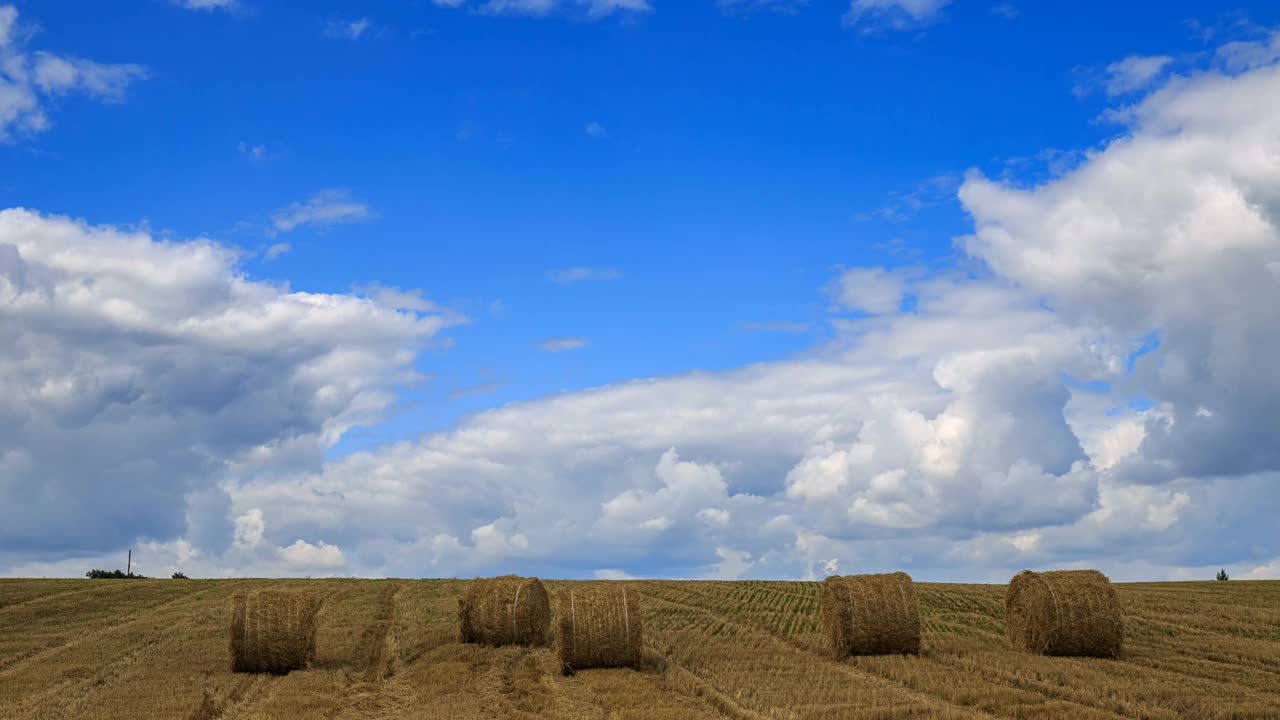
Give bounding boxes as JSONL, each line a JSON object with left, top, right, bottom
{"left": 86, "top": 568, "right": 147, "bottom": 579}
{"left": 1216, "top": 568, "right": 1230, "bottom": 581}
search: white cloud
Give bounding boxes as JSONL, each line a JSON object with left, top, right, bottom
{"left": 697, "top": 507, "right": 731, "bottom": 527}
{"left": 0, "top": 208, "right": 458, "bottom": 570}
{"left": 585, "top": 121, "right": 608, "bottom": 138}
{"left": 826, "top": 266, "right": 909, "bottom": 314}
{"left": 843, "top": 0, "right": 951, "bottom": 32}
{"left": 0, "top": 6, "right": 145, "bottom": 141}
{"left": 537, "top": 336, "right": 589, "bottom": 352}
{"left": 1097, "top": 54, "right": 1174, "bottom": 96}
{"left": 32, "top": 53, "right": 146, "bottom": 101}
{"left": 331, "top": 18, "right": 371, "bottom": 40}
{"left": 434, "top": 0, "right": 652, "bottom": 19}
{"left": 270, "top": 189, "right": 371, "bottom": 234}
{"left": 173, "top": 0, "right": 239, "bottom": 11}
{"left": 547, "top": 266, "right": 620, "bottom": 283}
{"left": 233, "top": 509, "right": 265, "bottom": 548}
{"left": 8, "top": 33, "right": 1280, "bottom": 584}
{"left": 1215, "top": 31, "right": 1280, "bottom": 73}
{"left": 711, "top": 546, "right": 753, "bottom": 579}
{"left": 0, "top": 6, "right": 16, "bottom": 46}
{"left": 1242, "top": 558, "right": 1280, "bottom": 580}
{"left": 205, "top": 52, "right": 1280, "bottom": 582}
{"left": 279, "top": 539, "right": 346, "bottom": 569}
{"left": 264, "top": 242, "right": 290, "bottom": 260}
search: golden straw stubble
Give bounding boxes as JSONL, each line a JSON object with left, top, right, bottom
{"left": 554, "top": 584, "right": 643, "bottom": 674}
{"left": 457, "top": 575, "right": 551, "bottom": 646}
{"left": 822, "top": 572, "right": 921, "bottom": 658}
{"left": 1006, "top": 569, "right": 1123, "bottom": 657}
{"left": 228, "top": 589, "right": 322, "bottom": 674}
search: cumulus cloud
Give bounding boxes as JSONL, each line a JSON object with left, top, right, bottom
{"left": 208, "top": 47, "right": 1280, "bottom": 582}
{"left": 270, "top": 189, "right": 371, "bottom": 234}
{"left": 0, "top": 5, "right": 145, "bottom": 141}
{"left": 7, "top": 32, "right": 1280, "bottom": 584}
{"left": 843, "top": 0, "right": 951, "bottom": 32}
{"left": 0, "top": 209, "right": 458, "bottom": 573}
{"left": 960, "top": 60, "right": 1280, "bottom": 494}
{"left": 279, "top": 539, "right": 346, "bottom": 570}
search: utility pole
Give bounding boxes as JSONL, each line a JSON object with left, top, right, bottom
{"left": 127, "top": 549, "right": 132, "bottom": 577}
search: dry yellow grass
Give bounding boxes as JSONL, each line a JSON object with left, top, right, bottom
{"left": 0, "top": 577, "right": 1277, "bottom": 719}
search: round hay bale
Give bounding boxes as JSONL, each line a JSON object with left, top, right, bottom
{"left": 822, "top": 572, "right": 921, "bottom": 657}
{"left": 458, "top": 575, "right": 551, "bottom": 646}
{"left": 554, "top": 584, "right": 643, "bottom": 674}
{"left": 1006, "top": 569, "right": 1123, "bottom": 657}
{"left": 228, "top": 589, "right": 322, "bottom": 674}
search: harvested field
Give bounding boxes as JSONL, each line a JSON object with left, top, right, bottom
{"left": 0, "top": 578, "right": 1277, "bottom": 719}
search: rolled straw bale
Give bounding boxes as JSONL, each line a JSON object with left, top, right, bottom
{"left": 1005, "top": 569, "right": 1123, "bottom": 657}
{"left": 458, "top": 575, "right": 551, "bottom": 646}
{"left": 554, "top": 584, "right": 643, "bottom": 673}
{"left": 228, "top": 589, "right": 322, "bottom": 674}
{"left": 821, "top": 572, "right": 921, "bottom": 657}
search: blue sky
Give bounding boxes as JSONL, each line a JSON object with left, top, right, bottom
{"left": 11, "top": 0, "right": 1254, "bottom": 448}
{"left": 3, "top": 0, "right": 1280, "bottom": 580}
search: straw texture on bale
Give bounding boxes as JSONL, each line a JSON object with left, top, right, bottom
{"left": 458, "top": 575, "right": 551, "bottom": 646}
{"left": 554, "top": 584, "right": 643, "bottom": 673}
{"left": 228, "top": 590, "right": 322, "bottom": 674}
{"left": 1006, "top": 569, "right": 1123, "bottom": 657}
{"left": 821, "top": 572, "right": 921, "bottom": 657}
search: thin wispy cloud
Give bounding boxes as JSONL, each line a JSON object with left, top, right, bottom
{"left": 0, "top": 6, "right": 146, "bottom": 141}
{"left": 843, "top": 0, "right": 951, "bottom": 33}
{"left": 538, "top": 336, "right": 590, "bottom": 352}
{"left": 432, "top": 0, "right": 652, "bottom": 20}
{"left": 1075, "top": 54, "right": 1174, "bottom": 97}
{"left": 327, "top": 17, "right": 372, "bottom": 39}
{"left": 854, "top": 173, "right": 961, "bottom": 222}
{"left": 270, "top": 190, "right": 371, "bottom": 235}
{"left": 172, "top": 0, "right": 239, "bottom": 11}
{"left": 238, "top": 141, "right": 266, "bottom": 161}
{"left": 585, "top": 121, "right": 608, "bottom": 139}
{"left": 547, "top": 266, "right": 621, "bottom": 284}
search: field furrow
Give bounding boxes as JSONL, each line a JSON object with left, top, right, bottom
{"left": 0, "top": 578, "right": 1276, "bottom": 719}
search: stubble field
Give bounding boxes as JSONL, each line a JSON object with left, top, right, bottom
{"left": 0, "top": 578, "right": 1277, "bottom": 719}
